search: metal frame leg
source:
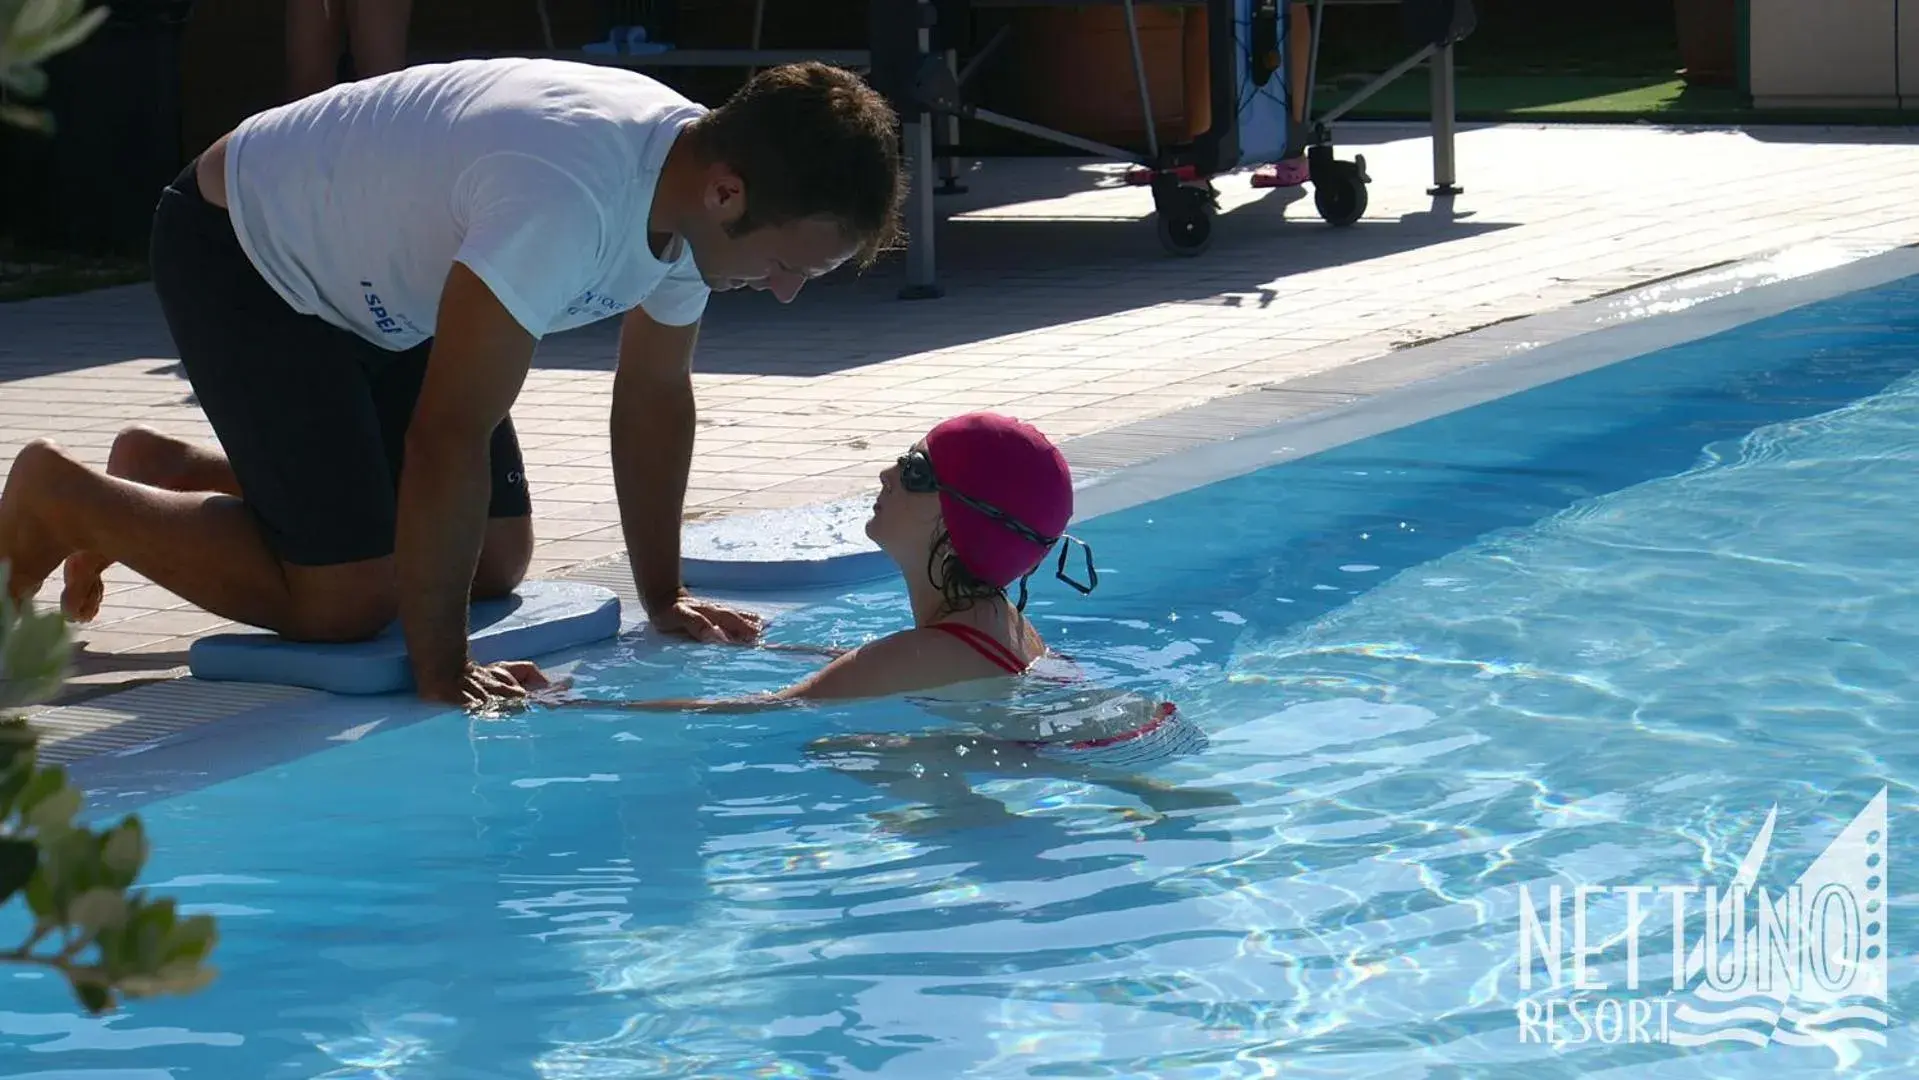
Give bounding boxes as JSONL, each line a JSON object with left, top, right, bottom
{"left": 1303, "top": 0, "right": 1326, "bottom": 127}
{"left": 747, "top": 0, "right": 766, "bottom": 77}
{"left": 1119, "top": 0, "right": 1160, "bottom": 161}
{"left": 936, "top": 49, "right": 968, "bottom": 194}
{"left": 1427, "top": 42, "right": 1462, "bottom": 196}
{"left": 534, "top": 0, "right": 555, "bottom": 49}
{"left": 872, "top": 0, "right": 945, "bottom": 299}
{"left": 900, "top": 118, "right": 942, "bottom": 299}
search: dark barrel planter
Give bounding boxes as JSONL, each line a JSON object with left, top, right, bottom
{"left": 4, "top": 1, "right": 196, "bottom": 257}
{"left": 1675, "top": 0, "right": 1738, "bottom": 87}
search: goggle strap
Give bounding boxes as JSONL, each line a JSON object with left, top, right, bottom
{"left": 1052, "top": 533, "right": 1097, "bottom": 595}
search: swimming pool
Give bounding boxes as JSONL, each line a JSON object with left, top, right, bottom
{"left": 8, "top": 252, "right": 1918, "bottom": 1077}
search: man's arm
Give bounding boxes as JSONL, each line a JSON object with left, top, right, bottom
{"left": 611, "top": 305, "right": 701, "bottom": 619}
{"left": 397, "top": 262, "right": 537, "bottom": 701}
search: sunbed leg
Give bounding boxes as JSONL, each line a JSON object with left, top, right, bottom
{"left": 1428, "top": 41, "right": 1462, "bottom": 195}
{"left": 900, "top": 117, "right": 943, "bottom": 299}
{"left": 936, "top": 49, "right": 968, "bottom": 194}
{"left": 1120, "top": 0, "right": 1160, "bottom": 161}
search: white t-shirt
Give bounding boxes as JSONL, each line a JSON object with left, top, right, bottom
{"left": 223, "top": 58, "right": 713, "bottom": 350}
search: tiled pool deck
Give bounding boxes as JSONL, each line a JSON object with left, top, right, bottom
{"left": 5, "top": 121, "right": 1919, "bottom": 712}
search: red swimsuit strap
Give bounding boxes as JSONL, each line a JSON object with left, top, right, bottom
{"left": 929, "top": 622, "right": 1030, "bottom": 675}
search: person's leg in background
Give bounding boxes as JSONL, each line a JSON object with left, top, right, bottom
{"left": 285, "top": 0, "right": 411, "bottom": 103}
{"left": 285, "top": 0, "right": 346, "bottom": 101}
{"left": 344, "top": 0, "right": 413, "bottom": 80}
{"left": 1254, "top": 2, "right": 1314, "bottom": 188}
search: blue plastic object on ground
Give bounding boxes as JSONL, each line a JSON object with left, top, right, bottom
{"left": 187, "top": 580, "right": 623, "bottom": 695}
{"left": 580, "top": 26, "right": 672, "bottom": 56}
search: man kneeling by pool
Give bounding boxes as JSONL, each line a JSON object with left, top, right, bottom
{"left": 564, "top": 411, "right": 1206, "bottom": 770}
{"left": 0, "top": 58, "right": 903, "bottom": 708}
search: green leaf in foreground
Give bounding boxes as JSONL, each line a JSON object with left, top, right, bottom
{"left": 1, "top": 559, "right": 219, "bottom": 1014}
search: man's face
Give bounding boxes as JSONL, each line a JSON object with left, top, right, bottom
{"left": 678, "top": 163, "right": 861, "bottom": 303}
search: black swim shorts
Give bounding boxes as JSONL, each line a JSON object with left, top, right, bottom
{"left": 147, "top": 162, "right": 531, "bottom": 567}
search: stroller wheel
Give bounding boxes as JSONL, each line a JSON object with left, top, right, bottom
{"left": 1313, "top": 156, "right": 1370, "bottom": 227}
{"left": 1154, "top": 184, "right": 1216, "bottom": 257}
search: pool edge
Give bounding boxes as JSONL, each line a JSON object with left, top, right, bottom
{"left": 1068, "top": 241, "right": 1919, "bottom": 521}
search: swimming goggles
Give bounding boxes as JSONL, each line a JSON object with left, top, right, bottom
{"left": 898, "top": 448, "right": 1098, "bottom": 598}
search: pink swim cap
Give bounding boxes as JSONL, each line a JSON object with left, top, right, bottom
{"left": 923, "top": 412, "right": 1073, "bottom": 589}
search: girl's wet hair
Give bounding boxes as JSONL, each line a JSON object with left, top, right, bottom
{"left": 925, "top": 526, "right": 1004, "bottom": 615}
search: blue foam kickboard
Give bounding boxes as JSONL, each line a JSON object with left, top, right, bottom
{"left": 680, "top": 496, "right": 895, "bottom": 592}
{"left": 187, "top": 580, "right": 623, "bottom": 695}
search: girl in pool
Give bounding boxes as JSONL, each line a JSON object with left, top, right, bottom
{"left": 570, "top": 412, "right": 1207, "bottom": 771}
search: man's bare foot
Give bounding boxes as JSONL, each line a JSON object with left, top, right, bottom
{"left": 0, "top": 440, "right": 78, "bottom": 609}
{"left": 60, "top": 425, "right": 214, "bottom": 622}
{"left": 60, "top": 551, "right": 111, "bottom": 622}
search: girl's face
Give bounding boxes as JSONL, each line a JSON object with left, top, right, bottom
{"left": 866, "top": 438, "right": 944, "bottom": 560}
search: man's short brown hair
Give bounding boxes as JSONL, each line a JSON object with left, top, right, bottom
{"left": 687, "top": 62, "right": 906, "bottom": 268}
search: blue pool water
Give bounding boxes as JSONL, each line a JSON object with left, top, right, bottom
{"left": 7, "top": 267, "right": 1919, "bottom": 1078}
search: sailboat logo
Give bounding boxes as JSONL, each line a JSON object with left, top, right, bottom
{"left": 1515, "top": 788, "right": 1888, "bottom": 1065}
{"left": 1665, "top": 787, "right": 1888, "bottom": 1059}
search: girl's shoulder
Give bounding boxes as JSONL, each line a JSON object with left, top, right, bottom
{"left": 922, "top": 611, "right": 1046, "bottom": 674}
